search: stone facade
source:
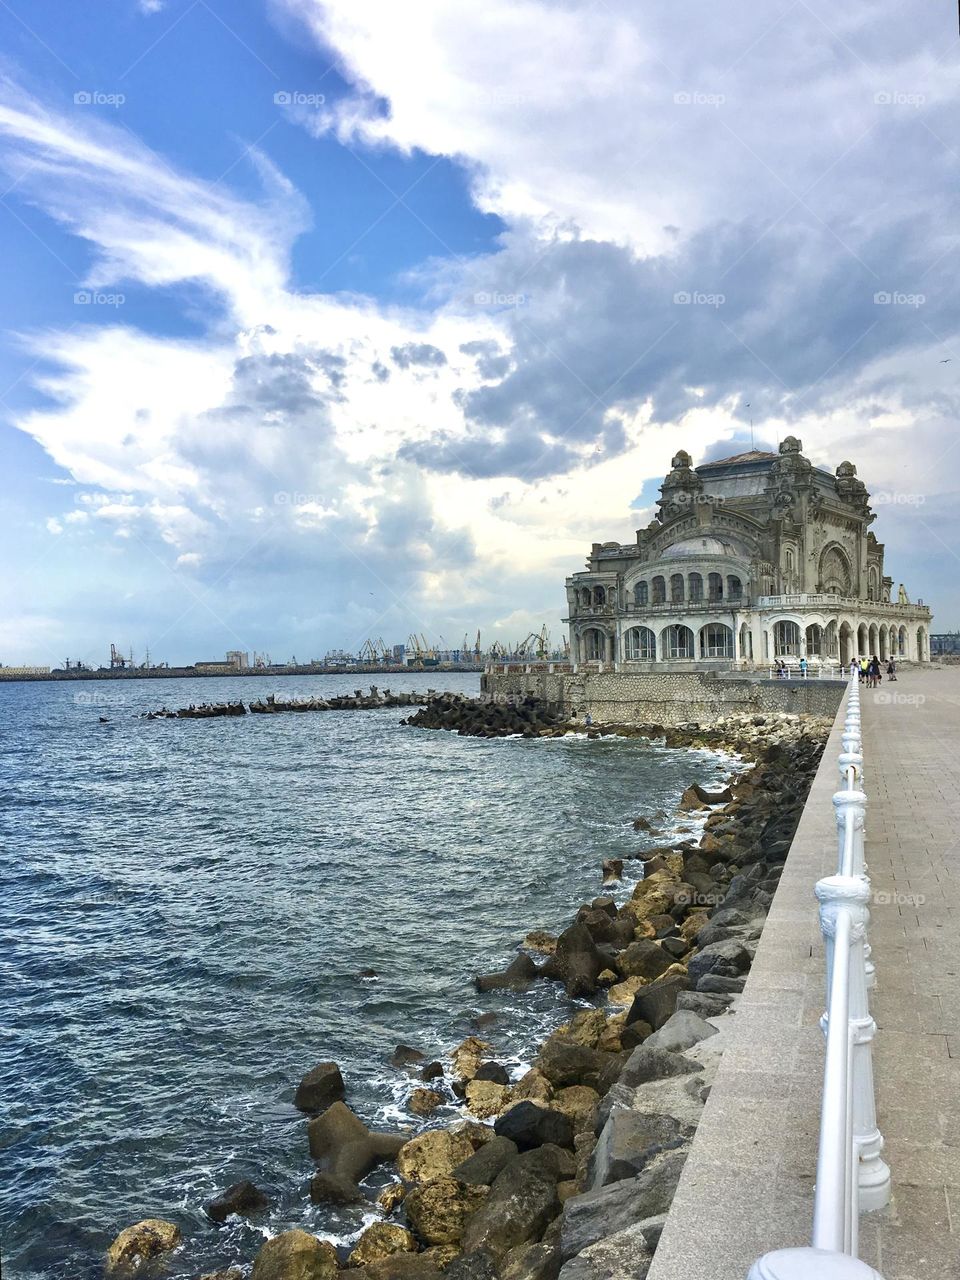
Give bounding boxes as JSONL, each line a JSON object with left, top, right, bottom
{"left": 565, "top": 438, "right": 932, "bottom": 668}
{"left": 481, "top": 668, "right": 845, "bottom": 726}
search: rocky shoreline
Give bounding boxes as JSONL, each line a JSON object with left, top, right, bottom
{"left": 105, "top": 706, "right": 832, "bottom": 1280}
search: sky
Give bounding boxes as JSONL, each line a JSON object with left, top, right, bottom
{"left": 0, "top": 0, "right": 957, "bottom": 668}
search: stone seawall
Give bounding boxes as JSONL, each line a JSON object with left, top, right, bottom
{"left": 480, "top": 670, "right": 845, "bottom": 726}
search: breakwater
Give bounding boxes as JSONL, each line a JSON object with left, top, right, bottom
{"left": 96, "top": 703, "right": 832, "bottom": 1280}
{"left": 141, "top": 688, "right": 431, "bottom": 719}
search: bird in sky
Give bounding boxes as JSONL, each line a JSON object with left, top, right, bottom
{"left": 939, "top": 358, "right": 951, "bottom": 363}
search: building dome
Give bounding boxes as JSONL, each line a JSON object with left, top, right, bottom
{"left": 660, "top": 535, "right": 748, "bottom": 559}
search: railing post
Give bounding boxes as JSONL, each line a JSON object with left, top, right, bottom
{"left": 748, "top": 1249, "right": 884, "bottom": 1279}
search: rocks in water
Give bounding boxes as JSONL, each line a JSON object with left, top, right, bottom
{"left": 600, "top": 860, "right": 623, "bottom": 884}
{"left": 105, "top": 1219, "right": 181, "bottom": 1272}
{"left": 643, "top": 1010, "right": 719, "bottom": 1053}
{"left": 540, "top": 923, "right": 605, "bottom": 998}
{"left": 454, "top": 1135, "right": 520, "bottom": 1186}
{"left": 475, "top": 953, "right": 539, "bottom": 992}
{"left": 559, "top": 1150, "right": 688, "bottom": 1259}
{"left": 686, "top": 939, "right": 751, "bottom": 984}
{"left": 512, "top": 1067, "right": 555, "bottom": 1106}
{"left": 251, "top": 1231, "right": 338, "bottom": 1280}
{"left": 421, "top": 1061, "right": 445, "bottom": 1081}
{"left": 348, "top": 1224, "right": 418, "bottom": 1267}
{"left": 404, "top": 1178, "right": 489, "bottom": 1245}
{"left": 587, "top": 1110, "right": 689, "bottom": 1188}
{"left": 409, "top": 1088, "right": 445, "bottom": 1117}
{"left": 405, "top": 694, "right": 561, "bottom": 738}
{"left": 397, "top": 1128, "right": 477, "bottom": 1183}
{"left": 379, "top": 1181, "right": 407, "bottom": 1213}
{"left": 307, "top": 1102, "right": 405, "bottom": 1203}
{"left": 524, "top": 931, "right": 558, "bottom": 954}
{"left": 475, "top": 1061, "right": 511, "bottom": 1086}
{"left": 494, "top": 1101, "right": 574, "bottom": 1151}
{"left": 392, "top": 1045, "right": 427, "bottom": 1070}
{"left": 465, "top": 1078, "right": 511, "bottom": 1119}
{"left": 536, "top": 1036, "right": 611, "bottom": 1091}
{"left": 204, "top": 1179, "right": 270, "bottom": 1223}
{"left": 451, "top": 1037, "right": 493, "bottom": 1083}
{"left": 625, "top": 974, "right": 690, "bottom": 1032}
{"left": 294, "top": 1062, "right": 346, "bottom": 1113}
{"left": 461, "top": 1152, "right": 562, "bottom": 1258}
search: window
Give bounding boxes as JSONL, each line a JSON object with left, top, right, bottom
{"left": 700, "top": 624, "right": 734, "bottom": 658}
{"left": 806, "top": 624, "right": 823, "bottom": 656}
{"left": 624, "top": 627, "right": 656, "bottom": 660}
{"left": 774, "top": 620, "right": 801, "bottom": 656}
{"left": 652, "top": 576, "right": 666, "bottom": 604}
{"left": 688, "top": 572, "right": 703, "bottom": 602}
{"left": 583, "top": 629, "right": 605, "bottom": 660}
{"left": 727, "top": 576, "right": 743, "bottom": 600}
{"left": 670, "top": 573, "right": 684, "bottom": 603}
{"left": 663, "top": 624, "right": 694, "bottom": 659}
{"left": 593, "top": 585, "right": 606, "bottom": 607}
{"left": 708, "top": 572, "right": 723, "bottom": 601}
{"left": 580, "top": 588, "right": 591, "bottom": 607}
{"left": 634, "top": 581, "right": 648, "bottom": 606}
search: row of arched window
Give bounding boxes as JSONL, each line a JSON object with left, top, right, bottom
{"left": 634, "top": 573, "right": 743, "bottom": 606}
{"left": 581, "top": 620, "right": 923, "bottom": 663}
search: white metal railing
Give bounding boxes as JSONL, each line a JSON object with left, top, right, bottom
{"left": 748, "top": 675, "right": 890, "bottom": 1280}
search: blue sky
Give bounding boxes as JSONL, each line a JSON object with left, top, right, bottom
{"left": 0, "top": 0, "right": 957, "bottom": 666}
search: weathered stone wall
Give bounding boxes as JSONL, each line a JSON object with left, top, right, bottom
{"left": 480, "top": 669, "right": 845, "bottom": 725}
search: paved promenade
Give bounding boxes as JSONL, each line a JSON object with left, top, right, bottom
{"left": 648, "top": 666, "right": 960, "bottom": 1280}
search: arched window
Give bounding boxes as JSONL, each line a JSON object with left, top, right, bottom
{"left": 727, "top": 576, "right": 743, "bottom": 600}
{"left": 898, "top": 625, "right": 907, "bottom": 656}
{"left": 593, "top": 585, "right": 606, "bottom": 607}
{"left": 806, "top": 624, "right": 824, "bottom": 656}
{"left": 824, "top": 621, "right": 838, "bottom": 657}
{"left": 634, "top": 581, "right": 648, "bottom": 607}
{"left": 708, "top": 572, "right": 723, "bottom": 601}
{"left": 663, "top": 624, "right": 695, "bottom": 659}
{"left": 700, "top": 623, "right": 734, "bottom": 658}
{"left": 868, "top": 623, "right": 879, "bottom": 656}
{"left": 652, "top": 576, "right": 666, "bottom": 604}
{"left": 688, "top": 572, "right": 703, "bottom": 602}
{"left": 583, "top": 628, "right": 606, "bottom": 661}
{"left": 739, "top": 622, "right": 752, "bottom": 660}
{"left": 580, "top": 588, "right": 591, "bottom": 607}
{"left": 670, "top": 573, "right": 684, "bottom": 603}
{"left": 857, "top": 623, "right": 869, "bottom": 656}
{"left": 785, "top": 549, "right": 795, "bottom": 577}
{"left": 773, "top": 620, "right": 801, "bottom": 656}
{"left": 624, "top": 626, "right": 656, "bottom": 660}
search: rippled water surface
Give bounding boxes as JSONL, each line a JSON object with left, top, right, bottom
{"left": 0, "top": 674, "right": 734, "bottom": 1278}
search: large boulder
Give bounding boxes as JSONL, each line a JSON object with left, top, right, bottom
{"left": 475, "top": 953, "right": 539, "bottom": 993}
{"left": 461, "top": 1152, "right": 562, "bottom": 1258}
{"left": 454, "top": 1135, "right": 520, "bottom": 1186}
{"left": 465, "top": 1079, "right": 511, "bottom": 1119}
{"left": 294, "top": 1062, "right": 346, "bottom": 1113}
{"left": 451, "top": 1038, "right": 493, "bottom": 1083}
{"left": 616, "top": 1045, "right": 700, "bottom": 1089}
{"left": 495, "top": 1101, "right": 574, "bottom": 1151}
{"left": 554, "top": 1219, "right": 663, "bottom": 1280}
{"left": 551, "top": 1087, "right": 601, "bottom": 1131}
{"left": 475, "top": 1061, "right": 511, "bottom": 1085}
{"left": 643, "top": 1010, "right": 718, "bottom": 1053}
{"left": 205, "top": 1180, "right": 270, "bottom": 1223}
{"left": 444, "top": 1251, "right": 498, "bottom": 1280}
{"left": 409, "top": 1088, "right": 445, "bottom": 1117}
{"left": 587, "top": 1110, "right": 688, "bottom": 1188}
{"left": 686, "top": 940, "right": 751, "bottom": 984}
{"left": 404, "top": 1177, "right": 489, "bottom": 1245}
{"left": 540, "top": 923, "right": 605, "bottom": 998}
{"left": 511, "top": 1068, "right": 555, "bottom": 1106}
{"left": 251, "top": 1230, "right": 338, "bottom": 1280}
{"left": 536, "top": 1036, "right": 610, "bottom": 1090}
{"left": 106, "top": 1220, "right": 181, "bottom": 1272}
{"left": 625, "top": 975, "right": 689, "bottom": 1033}
{"left": 307, "top": 1102, "right": 405, "bottom": 1201}
{"left": 675, "top": 991, "right": 732, "bottom": 1019}
{"left": 397, "top": 1128, "right": 477, "bottom": 1183}
{"left": 347, "top": 1254, "right": 444, "bottom": 1280}
{"left": 348, "top": 1224, "right": 418, "bottom": 1267}
{"left": 559, "top": 1151, "right": 688, "bottom": 1259}
{"left": 499, "top": 1241, "right": 563, "bottom": 1280}
{"left": 615, "top": 940, "right": 673, "bottom": 982}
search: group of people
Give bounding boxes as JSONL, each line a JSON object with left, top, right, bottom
{"left": 849, "top": 655, "right": 896, "bottom": 687}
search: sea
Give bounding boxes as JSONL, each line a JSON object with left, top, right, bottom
{"left": 0, "top": 673, "right": 737, "bottom": 1279}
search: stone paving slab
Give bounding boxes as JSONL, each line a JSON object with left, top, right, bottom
{"left": 647, "top": 667, "right": 960, "bottom": 1280}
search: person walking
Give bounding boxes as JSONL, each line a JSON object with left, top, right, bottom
{"left": 799, "top": 655, "right": 808, "bottom": 679}
{"left": 859, "top": 656, "right": 868, "bottom": 683}
{"left": 849, "top": 657, "right": 859, "bottom": 680}
{"left": 887, "top": 658, "right": 897, "bottom": 681}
